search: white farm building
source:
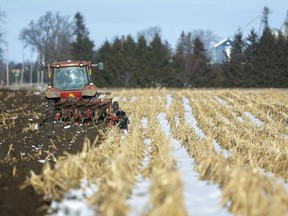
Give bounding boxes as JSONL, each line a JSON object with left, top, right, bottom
{"left": 213, "top": 38, "right": 233, "bottom": 64}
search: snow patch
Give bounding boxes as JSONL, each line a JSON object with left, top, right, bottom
{"left": 141, "top": 117, "right": 148, "bottom": 129}
{"left": 213, "top": 140, "right": 230, "bottom": 159}
{"left": 113, "top": 96, "right": 119, "bottom": 102}
{"left": 47, "top": 179, "right": 98, "bottom": 216}
{"left": 183, "top": 97, "right": 206, "bottom": 139}
{"left": 237, "top": 116, "right": 244, "bottom": 122}
{"left": 130, "top": 96, "right": 137, "bottom": 103}
{"left": 214, "top": 96, "right": 227, "bottom": 105}
{"left": 244, "top": 112, "right": 264, "bottom": 127}
{"left": 166, "top": 94, "right": 173, "bottom": 109}
{"left": 183, "top": 97, "right": 230, "bottom": 158}
{"left": 261, "top": 169, "right": 288, "bottom": 193}
{"left": 158, "top": 113, "right": 231, "bottom": 216}
{"left": 175, "top": 116, "right": 181, "bottom": 127}
{"left": 127, "top": 118, "right": 152, "bottom": 216}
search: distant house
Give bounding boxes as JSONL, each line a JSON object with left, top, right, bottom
{"left": 213, "top": 38, "right": 233, "bottom": 64}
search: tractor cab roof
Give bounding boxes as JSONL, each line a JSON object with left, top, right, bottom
{"left": 50, "top": 60, "right": 90, "bottom": 68}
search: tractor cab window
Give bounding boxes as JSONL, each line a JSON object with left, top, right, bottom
{"left": 53, "top": 67, "right": 88, "bottom": 90}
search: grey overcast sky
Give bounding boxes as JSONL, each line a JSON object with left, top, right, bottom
{"left": 1, "top": 0, "right": 288, "bottom": 62}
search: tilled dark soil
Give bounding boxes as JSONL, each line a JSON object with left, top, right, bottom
{"left": 0, "top": 89, "right": 101, "bottom": 216}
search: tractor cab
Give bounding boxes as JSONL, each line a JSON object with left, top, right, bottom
{"left": 52, "top": 65, "right": 89, "bottom": 91}
{"left": 43, "top": 61, "right": 103, "bottom": 99}
{"left": 48, "top": 61, "right": 103, "bottom": 90}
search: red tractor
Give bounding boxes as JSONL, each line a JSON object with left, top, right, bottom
{"left": 42, "top": 60, "right": 128, "bottom": 130}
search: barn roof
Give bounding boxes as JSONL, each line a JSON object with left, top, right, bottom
{"left": 214, "top": 38, "right": 233, "bottom": 48}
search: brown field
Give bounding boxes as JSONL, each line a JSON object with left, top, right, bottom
{"left": 0, "top": 88, "right": 288, "bottom": 216}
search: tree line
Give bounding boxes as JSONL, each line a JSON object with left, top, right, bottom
{"left": 95, "top": 27, "right": 288, "bottom": 88}
{"left": 223, "top": 29, "right": 288, "bottom": 88}
{"left": 0, "top": 11, "right": 287, "bottom": 88}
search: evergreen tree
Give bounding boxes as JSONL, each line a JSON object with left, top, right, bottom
{"left": 148, "top": 33, "right": 173, "bottom": 87}
{"left": 120, "top": 35, "right": 137, "bottom": 87}
{"left": 223, "top": 30, "right": 246, "bottom": 87}
{"left": 255, "top": 27, "right": 277, "bottom": 87}
{"left": 191, "top": 37, "right": 210, "bottom": 87}
{"left": 244, "top": 29, "right": 259, "bottom": 87}
{"left": 109, "top": 37, "right": 124, "bottom": 87}
{"left": 160, "top": 41, "right": 175, "bottom": 87}
{"left": 272, "top": 34, "right": 288, "bottom": 87}
{"left": 93, "top": 40, "right": 112, "bottom": 87}
{"left": 71, "top": 12, "right": 94, "bottom": 60}
{"left": 173, "top": 31, "right": 185, "bottom": 86}
{"left": 281, "top": 36, "right": 288, "bottom": 87}
{"left": 173, "top": 31, "right": 213, "bottom": 87}
{"left": 209, "top": 64, "right": 225, "bottom": 87}
{"left": 173, "top": 31, "right": 194, "bottom": 87}
{"left": 245, "top": 29, "right": 258, "bottom": 59}
{"left": 135, "top": 35, "right": 149, "bottom": 87}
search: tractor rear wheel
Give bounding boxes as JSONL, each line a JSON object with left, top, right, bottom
{"left": 45, "top": 98, "right": 56, "bottom": 122}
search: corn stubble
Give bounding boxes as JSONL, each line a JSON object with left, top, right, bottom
{"left": 26, "top": 88, "right": 288, "bottom": 216}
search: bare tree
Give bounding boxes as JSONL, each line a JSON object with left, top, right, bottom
{"left": 19, "top": 11, "right": 73, "bottom": 64}
{"left": 191, "top": 29, "right": 221, "bottom": 59}
{"left": 137, "top": 26, "right": 162, "bottom": 44}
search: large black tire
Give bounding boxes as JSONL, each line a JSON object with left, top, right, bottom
{"left": 44, "top": 98, "right": 56, "bottom": 123}
{"left": 112, "top": 101, "right": 119, "bottom": 113}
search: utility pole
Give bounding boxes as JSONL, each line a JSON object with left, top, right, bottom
{"left": 37, "top": 50, "right": 40, "bottom": 87}
{"left": 30, "top": 50, "right": 33, "bottom": 87}
{"left": 21, "top": 50, "right": 25, "bottom": 86}
{"left": 6, "top": 42, "right": 9, "bottom": 87}
{"left": 41, "top": 53, "right": 44, "bottom": 87}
